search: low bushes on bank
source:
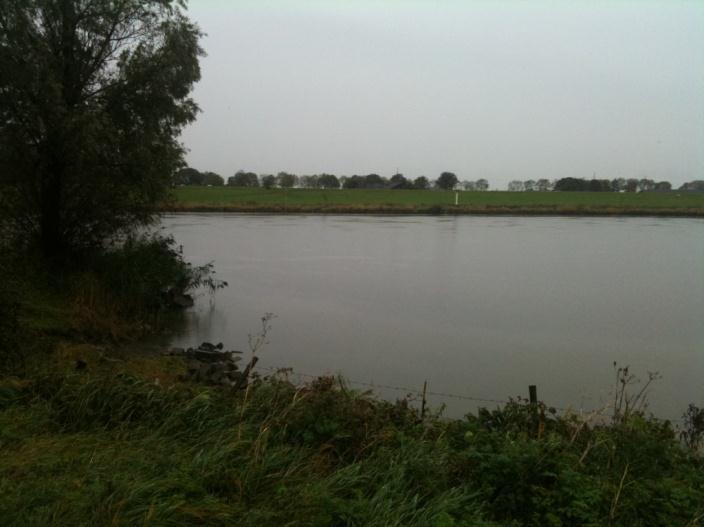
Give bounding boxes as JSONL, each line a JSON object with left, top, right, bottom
{"left": 0, "top": 366, "right": 702, "bottom": 526}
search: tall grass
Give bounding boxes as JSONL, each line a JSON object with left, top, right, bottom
{"left": 1, "top": 368, "right": 702, "bottom": 526}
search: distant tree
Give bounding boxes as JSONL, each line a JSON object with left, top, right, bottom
{"left": 276, "top": 172, "right": 297, "bottom": 188}
{"left": 554, "top": 178, "right": 611, "bottom": 192}
{"left": 343, "top": 175, "right": 365, "bottom": 189}
{"left": 625, "top": 179, "right": 639, "bottom": 192}
{"left": 413, "top": 176, "right": 430, "bottom": 190}
{"left": 637, "top": 179, "right": 655, "bottom": 192}
{"left": 588, "top": 179, "right": 599, "bottom": 192}
{"left": 611, "top": 178, "right": 626, "bottom": 192}
{"left": 653, "top": 181, "right": 672, "bottom": 191}
{"left": 679, "top": 180, "right": 704, "bottom": 191}
{"left": 554, "top": 177, "right": 587, "bottom": 191}
{"left": 436, "top": 172, "right": 458, "bottom": 190}
{"left": 365, "top": 174, "right": 386, "bottom": 188}
{"left": 598, "top": 179, "right": 612, "bottom": 191}
{"left": 201, "top": 172, "right": 224, "bottom": 186}
{"left": 175, "top": 168, "right": 204, "bottom": 186}
{"left": 299, "top": 175, "right": 319, "bottom": 188}
{"left": 228, "top": 171, "right": 260, "bottom": 187}
{"left": 261, "top": 174, "right": 276, "bottom": 189}
{"left": 462, "top": 180, "right": 476, "bottom": 191}
{"left": 508, "top": 180, "right": 524, "bottom": 192}
{"left": 318, "top": 174, "right": 340, "bottom": 189}
{"left": 523, "top": 180, "right": 535, "bottom": 192}
{"left": 389, "top": 173, "right": 411, "bottom": 189}
{"left": 536, "top": 179, "right": 552, "bottom": 192}
{"left": 475, "top": 178, "right": 489, "bottom": 191}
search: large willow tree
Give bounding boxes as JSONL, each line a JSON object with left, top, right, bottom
{"left": 0, "top": 0, "right": 202, "bottom": 261}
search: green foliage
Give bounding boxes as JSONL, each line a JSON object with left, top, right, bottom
{"left": 277, "top": 172, "right": 299, "bottom": 188}
{"left": 228, "top": 171, "right": 260, "bottom": 187}
{"left": 1, "top": 368, "right": 702, "bottom": 526}
{"left": 436, "top": 172, "right": 459, "bottom": 190}
{"left": 390, "top": 173, "right": 412, "bottom": 189}
{"left": 555, "top": 177, "right": 613, "bottom": 192}
{"left": 261, "top": 174, "right": 276, "bottom": 189}
{"left": 0, "top": 0, "right": 203, "bottom": 260}
{"left": 342, "top": 174, "right": 387, "bottom": 189}
{"left": 680, "top": 180, "right": 704, "bottom": 191}
{"left": 95, "top": 234, "right": 222, "bottom": 309}
{"left": 316, "top": 173, "right": 339, "bottom": 189}
{"left": 682, "top": 404, "right": 704, "bottom": 451}
{"left": 201, "top": 172, "right": 225, "bottom": 186}
{"left": 413, "top": 176, "right": 430, "bottom": 189}
{"left": 174, "top": 167, "right": 205, "bottom": 185}
{"left": 69, "top": 234, "right": 226, "bottom": 338}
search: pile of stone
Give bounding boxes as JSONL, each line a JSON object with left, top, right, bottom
{"left": 167, "top": 342, "right": 249, "bottom": 388}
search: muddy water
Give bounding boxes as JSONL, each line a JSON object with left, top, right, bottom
{"left": 162, "top": 214, "right": 704, "bottom": 420}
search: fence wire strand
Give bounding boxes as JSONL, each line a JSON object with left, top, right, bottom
{"left": 259, "top": 366, "right": 590, "bottom": 414}
{"left": 256, "top": 365, "right": 682, "bottom": 423}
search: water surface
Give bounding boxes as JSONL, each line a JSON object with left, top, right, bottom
{"left": 163, "top": 214, "right": 704, "bottom": 420}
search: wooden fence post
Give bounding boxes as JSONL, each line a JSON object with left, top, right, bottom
{"left": 421, "top": 380, "right": 428, "bottom": 420}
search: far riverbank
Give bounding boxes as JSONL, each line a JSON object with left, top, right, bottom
{"left": 165, "top": 187, "right": 704, "bottom": 217}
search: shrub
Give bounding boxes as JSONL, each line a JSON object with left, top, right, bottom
{"left": 70, "top": 234, "right": 226, "bottom": 338}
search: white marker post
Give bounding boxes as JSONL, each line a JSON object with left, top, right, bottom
{"left": 454, "top": 191, "right": 459, "bottom": 206}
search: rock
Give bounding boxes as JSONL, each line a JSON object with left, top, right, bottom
{"left": 181, "top": 341, "right": 249, "bottom": 387}
{"left": 193, "top": 350, "right": 229, "bottom": 362}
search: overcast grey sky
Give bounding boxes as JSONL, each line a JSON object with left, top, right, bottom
{"left": 181, "top": 0, "right": 704, "bottom": 188}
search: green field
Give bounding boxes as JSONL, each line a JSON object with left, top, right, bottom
{"left": 168, "top": 187, "right": 704, "bottom": 216}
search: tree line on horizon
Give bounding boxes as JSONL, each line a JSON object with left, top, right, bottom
{"left": 509, "top": 177, "right": 677, "bottom": 193}
{"left": 176, "top": 167, "right": 702, "bottom": 193}
{"left": 175, "top": 168, "right": 486, "bottom": 190}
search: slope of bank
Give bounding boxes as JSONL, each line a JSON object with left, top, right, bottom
{"left": 2, "top": 346, "right": 703, "bottom": 527}
{"left": 165, "top": 187, "right": 704, "bottom": 217}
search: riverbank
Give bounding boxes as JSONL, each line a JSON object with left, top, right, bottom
{"left": 1, "top": 251, "right": 703, "bottom": 526}
{"left": 165, "top": 187, "right": 704, "bottom": 217}
{"left": 2, "top": 341, "right": 703, "bottom": 526}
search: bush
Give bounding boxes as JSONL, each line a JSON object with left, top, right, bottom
{"left": 70, "top": 234, "right": 226, "bottom": 338}
{"left": 1, "top": 369, "right": 703, "bottom": 526}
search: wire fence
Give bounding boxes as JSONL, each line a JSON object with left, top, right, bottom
{"left": 259, "top": 366, "right": 509, "bottom": 406}
{"left": 256, "top": 365, "right": 684, "bottom": 422}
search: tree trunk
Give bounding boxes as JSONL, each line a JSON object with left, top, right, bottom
{"left": 39, "top": 154, "right": 65, "bottom": 263}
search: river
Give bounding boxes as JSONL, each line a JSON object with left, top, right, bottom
{"left": 162, "top": 213, "right": 704, "bottom": 420}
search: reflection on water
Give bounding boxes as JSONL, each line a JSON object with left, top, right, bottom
{"left": 162, "top": 214, "right": 704, "bottom": 420}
